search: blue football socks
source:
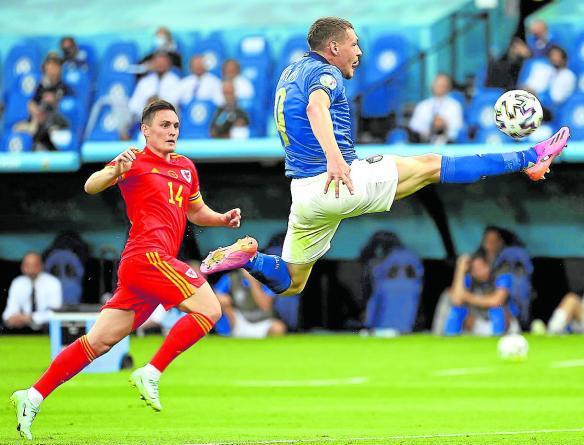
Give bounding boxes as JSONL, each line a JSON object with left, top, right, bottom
{"left": 440, "top": 149, "right": 538, "bottom": 183}
{"left": 244, "top": 252, "right": 292, "bottom": 294}
{"left": 444, "top": 306, "right": 468, "bottom": 336}
{"left": 488, "top": 307, "right": 506, "bottom": 335}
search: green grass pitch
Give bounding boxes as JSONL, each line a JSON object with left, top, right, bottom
{"left": 1, "top": 334, "right": 584, "bottom": 444}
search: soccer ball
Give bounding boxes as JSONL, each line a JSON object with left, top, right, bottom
{"left": 494, "top": 90, "right": 543, "bottom": 139}
{"left": 497, "top": 334, "right": 529, "bottom": 362}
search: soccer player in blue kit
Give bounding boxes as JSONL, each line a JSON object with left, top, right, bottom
{"left": 201, "top": 17, "right": 570, "bottom": 297}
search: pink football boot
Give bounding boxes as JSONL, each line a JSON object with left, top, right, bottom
{"left": 524, "top": 126, "right": 570, "bottom": 181}
{"left": 200, "top": 236, "right": 258, "bottom": 275}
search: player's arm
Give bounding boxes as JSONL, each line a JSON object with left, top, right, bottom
{"left": 306, "top": 89, "right": 354, "bottom": 198}
{"left": 248, "top": 276, "right": 274, "bottom": 311}
{"left": 450, "top": 255, "right": 470, "bottom": 305}
{"left": 462, "top": 288, "right": 509, "bottom": 308}
{"left": 84, "top": 148, "right": 136, "bottom": 195}
{"left": 187, "top": 197, "right": 241, "bottom": 228}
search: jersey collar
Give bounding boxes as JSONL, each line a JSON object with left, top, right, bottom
{"left": 307, "top": 51, "right": 330, "bottom": 65}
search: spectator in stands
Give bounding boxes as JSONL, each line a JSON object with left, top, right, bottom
{"left": 443, "top": 249, "right": 513, "bottom": 336}
{"left": 481, "top": 226, "right": 507, "bottom": 266}
{"left": 527, "top": 20, "right": 553, "bottom": 58}
{"left": 140, "top": 26, "right": 182, "bottom": 71}
{"left": 221, "top": 59, "right": 254, "bottom": 103}
{"left": 522, "top": 45, "right": 576, "bottom": 116}
{"left": 122, "top": 50, "right": 181, "bottom": 139}
{"left": 210, "top": 81, "right": 250, "bottom": 139}
{"left": 59, "top": 36, "right": 89, "bottom": 72}
{"left": 14, "top": 52, "right": 71, "bottom": 151}
{"left": 547, "top": 292, "right": 584, "bottom": 334}
{"left": 484, "top": 38, "right": 531, "bottom": 90}
{"left": 2, "top": 252, "right": 62, "bottom": 331}
{"left": 178, "top": 55, "right": 223, "bottom": 106}
{"left": 214, "top": 269, "right": 287, "bottom": 338}
{"left": 408, "top": 73, "right": 463, "bottom": 144}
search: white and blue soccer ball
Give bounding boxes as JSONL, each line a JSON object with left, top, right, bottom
{"left": 497, "top": 334, "right": 529, "bottom": 362}
{"left": 494, "top": 89, "right": 543, "bottom": 139}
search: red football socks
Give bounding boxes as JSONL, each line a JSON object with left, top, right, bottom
{"left": 150, "top": 312, "right": 214, "bottom": 372}
{"left": 33, "top": 335, "right": 97, "bottom": 398}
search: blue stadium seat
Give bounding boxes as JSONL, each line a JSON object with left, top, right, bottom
{"left": 493, "top": 246, "right": 533, "bottom": 326}
{"left": 385, "top": 128, "right": 408, "bottom": 144}
{"left": 473, "top": 127, "right": 507, "bottom": 145}
{"left": 96, "top": 73, "right": 135, "bottom": 100}
{"left": 3, "top": 73, "right": 40, "bottom": 129}
{"left": 101, "top": 41, "right": 139, "bottom": 76}
{"left": 77, "top": 43, "right": 98, "bottom": 75}
{"left": 191, "top": 35, "right": 227, "bottom": 76}
{"left": 63, "top": 68, "right": 92, "bottom": 106}
{"left": 449, "top": 90, "right": 466, "bottom": 107}
{"left": 516, "top": 57, "right": 548, "bottom": 87}
{"left": 180, "top": 100, "right": 215, "bottom": 138}
{"left": 44, "top": 249, "right": 85, "bottom": 305}
{"left": 59, "top": 96, "right": 86, "bottom": 136}
{"left": 364, "top": 248, "right": 423, "bottom": 334}
{"left": 3, "top": 41, "right": 42, "bottom": 91}
{"left": 361, "top": 34, "right": 409, "bottom": 117}
{"left": 87, "top": 104, "right": 122, "bottom": 141}
{"left": 558, "top": 93, "right": 584, "bottom": 140}
{"left": 1, "top": 131, "right": 33, "bottom": 153}
{"left": 236, "top": 35, "right": 271, "bottom": 66}
{"left": 276, "top": 35, "right": 309, "bottom": 78}
{"left": 466, "top": 89, "right": 502, "bottom": 130}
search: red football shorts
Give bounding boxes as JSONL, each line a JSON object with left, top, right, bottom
{"left": 102, "top": 251, "right": 207, "bottom": 329}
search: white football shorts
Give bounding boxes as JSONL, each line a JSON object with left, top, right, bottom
{"left": 282, "top": 156, "right": 399, "bottom": 264}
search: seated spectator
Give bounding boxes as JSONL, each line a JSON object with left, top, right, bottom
{"left": 14, "top": 52, "right": 71, "bottom": 151}
{"left": 221, "top": 58, "right": 254, "bottom": 102}
{"left": 443, "top": 250, "right": 514, "bottom": 336}
{"left": 214, "top": 269, "right": 287, "bottom": 338}
{"left": 122, "top": 50, "right": 181, "bottom": 139}
{"left": 522, "top": 45, "right": 576, "bottom": 118}
{"left": 527, "top": 20, "right": 553, "bottom": 58}
{"left": 59, "top": 36, "right": 89, "bottom": 72}
{"left": 178, "top": 55, "right": 223, "bottom": 106}
{"left": 139, "top": 26, "right": 182, "bottom": 72}
{"left": 2, "top": 252, "right": 62, "bottom": 331}
{"left": 408, "top": 73, "right": 463, "bottom": 144}
{"left": 210, "top": 81, "right": 250, "bottom": 139}
{"left": 547, "top": 292, "right": 584, "bottom": 334}
{"left": 484, "top": 38, "right": 531, "bottom": 90}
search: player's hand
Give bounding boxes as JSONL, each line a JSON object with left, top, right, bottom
{"left": 112, "top": 148, "right": 137, "bottom": 176}
{"left": 324, "top": 157, "right": 354, "bottom": 198}
{"left": 222, "top": 208, "right": 241, "bottom": 228}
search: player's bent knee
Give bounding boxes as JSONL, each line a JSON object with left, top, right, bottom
{"left": 268, "top": 320, "right": 287, "bottom": 336}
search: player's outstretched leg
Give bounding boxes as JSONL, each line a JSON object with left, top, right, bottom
{"left": 394, "top": 126, "right": 570, "bottom": 200}
{"left": 131, "top": 282, "right": 220, "bottom": 411}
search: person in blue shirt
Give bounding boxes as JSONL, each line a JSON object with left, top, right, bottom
{"left": 201, "top": 17, "right": 569, "bottom": 298}
{"left": 444, "top": 250, "right": 514, "bottom": 336}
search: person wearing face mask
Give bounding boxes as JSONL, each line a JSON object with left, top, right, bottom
{"left": 59, "top": 36, "right": 89, "bottom": 72}
{"left": 139, "top": 26, "right": 182, "bottom": 73}
{"left": 210, "top": 80, "right": 250, "bottom": 139}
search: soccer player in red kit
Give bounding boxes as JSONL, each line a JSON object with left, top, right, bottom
{"left": 10, "top": 100, "right": 244, "bottom": 440}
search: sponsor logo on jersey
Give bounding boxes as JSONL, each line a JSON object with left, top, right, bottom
{"left": 151, "top": 168, "right": 160, "bottom": 174}
{"left": 168, "top": 170, "right": 178, "bottom": 179}
{"left": 181, "top": 169, "right": 192, "bottom": 183}
{"left": 185, "top": 268, "right": 197, "bottom": 279}
{"left": 319, "top": 74, "right": 337, "bottom": 90}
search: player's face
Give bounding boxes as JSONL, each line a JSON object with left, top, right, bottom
{"left": 143, "top": 109, "right": 180, "bottom": 155}
{"left": 333, "top": 28, "right": 362, "bottom": 79}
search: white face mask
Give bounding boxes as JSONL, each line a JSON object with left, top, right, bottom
{"left": 154, "top": 35, "right": 167, "bottom": 48}
{"left": 229, "top": 126, "right": 250, "bottom": 140}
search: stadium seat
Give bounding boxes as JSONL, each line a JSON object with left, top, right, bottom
{"left": 191, "top": 35, "right": 227, "bottom": 76}
{"left": 3, "top": 41, "right": 42, "bottom": 92}
{"left": 96, "top": 72, "right": 135, "bottom": 100}
{"left": 63, "top": 68, "right": 92, "bottom": 107}
{"left": 44, "top": 249, "right": 85, "bottom": 305}
{"left": 101, "top": 41, "right": 139, "bottom": 76}
{"left": 493, "top": 246, "right": 533, "bottom": 327}
{"left": 276, "top": 35, "right": 309, "bottom": 80}
{"left": 466, "top": 89, "right": 502, "bottom": 130}
{"left": 236, "top": 35, "right": 271, "bottom": 66}
{"left": 59, "top": 96, "right": 86, "bottom": 136}
{"left": 364, "top": 248, "right": 423, "bottom": 334}
{"left": 87, "top": 104, "right": 122, "bottom": 141}
{"left": 473, "top": 127, "right": 507, "bottom": 145}
{"left": 558, "top": 93, "right": 584, "bottom": 140}
{"left": 361, "top": 34, "right": 409, "bottom": 118}
{"left": 385, "top": 128, "right": 408, "bottom": 144}
{"left": 77, "top": 43, "right": 98, "bottom": 75}
{"left": 180, "top": 100, "right": 215, "bottom": 138}
{"left": 1, "top": 131, "right": 33, "bottom": 153}
{"left": 3, "top": 73, "right": 40, "bottom": 129}
{"left": 516, "top": 57, "right": 549, "bottom": 88}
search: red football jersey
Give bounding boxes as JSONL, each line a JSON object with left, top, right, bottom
{"left": 107, "top": 147, "right": 201, "bottom": 261}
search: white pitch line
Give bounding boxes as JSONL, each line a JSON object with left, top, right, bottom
{"left": 234, "top": 377, "right": 368, "bottom": 387}
{"left": 550, "top": 358, "right": 584, "bottom": 368}
{"left": 185, "top": 427, "right": 584, "bottom": 445}
{"left": 431, "top": 367, "right": 492, "bottom": 377}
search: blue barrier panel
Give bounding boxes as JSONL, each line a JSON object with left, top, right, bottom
{"left": 0, "top": 152, "right": 79, "bottom": 172}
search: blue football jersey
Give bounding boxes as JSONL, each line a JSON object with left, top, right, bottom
{"left": 274, "top": 52, "right": 356, "bottom": 178}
